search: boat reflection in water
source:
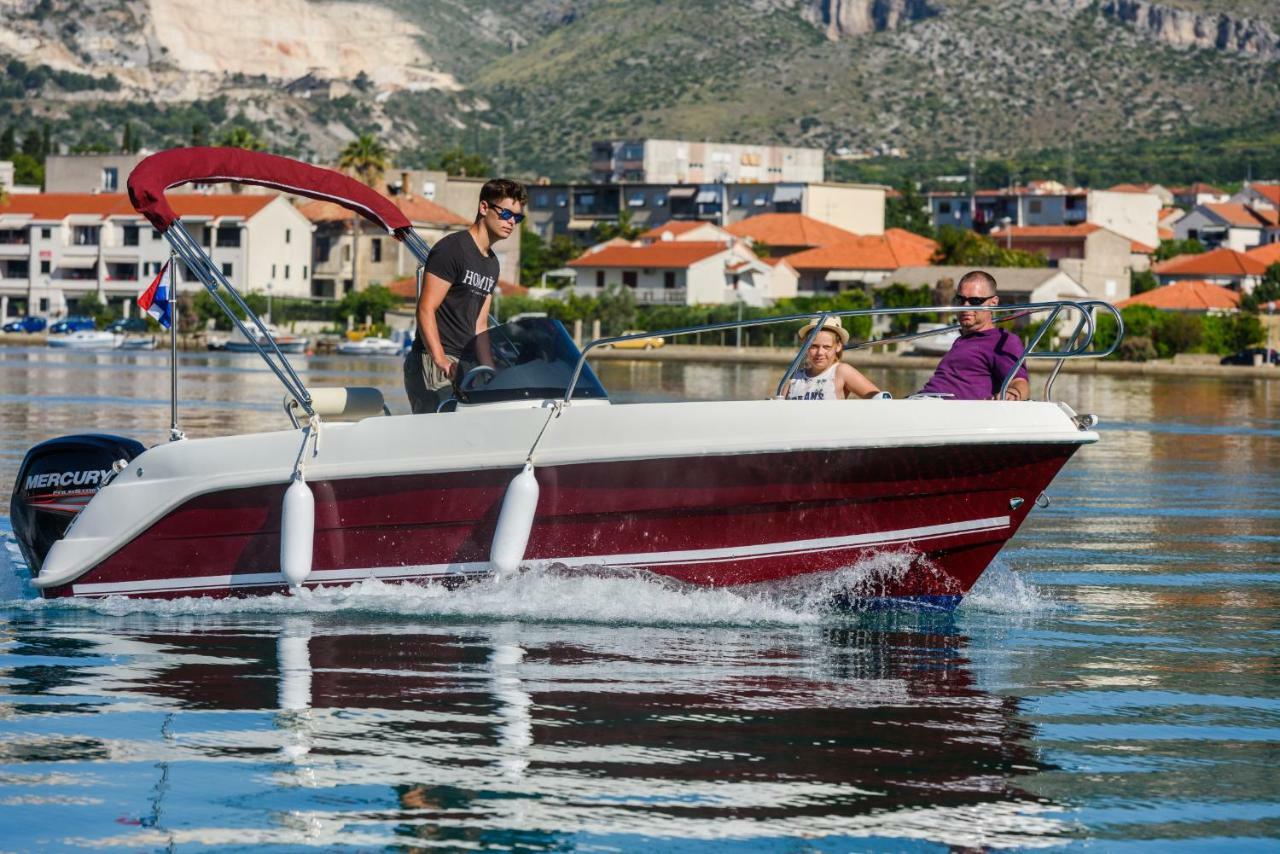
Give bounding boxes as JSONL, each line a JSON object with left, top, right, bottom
{"left": 103, "top": 617, "right": 1065, "bottom": 849}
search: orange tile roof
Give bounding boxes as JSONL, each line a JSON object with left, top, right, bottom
{"left": 639, "top": 220, "right": 707, "bottom": 240}
{"left": 884, "top": 229, "right": 940, "bottom": 266}
{"left": 1108, "top": 183, "right": 1156, "bottom": 194}
{"left": 1204, "top": 203, "right": 1274, "bottom": 228}
{"left": 566, "top": 241, "right": 729, "bottom": 269}
{"left": 0, "top": 192, "right": 275, "bottom": 220}
{"left": 1158, "top": 226, "right": 1175, "bottom": 241}
{"left": 724, "top": 213, "right": 858, "bottom": 248}
{"left": 1244, "top": 242, "right": 1280, "bottom": 268}
{"left": 298, "top": 193, "right": 467, "bottom": 226}
{"left": 785, "top": 232, "right": 939, "bottom": 272}
{"left": 1250, "top": 183, "right": 1280, "bottom": 207}
{"left": 1116, "top": 280, "right": 1240, "bottom": 311}
{"left": 1152, "top": 247, "right": 1268, "bottom": 277}
{"left": 1158, "top": 206, "right": 1183, "bottom": 222}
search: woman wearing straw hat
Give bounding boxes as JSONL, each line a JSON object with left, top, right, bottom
{"left": 784, "top": 316, "right": 883, "bottom": 401}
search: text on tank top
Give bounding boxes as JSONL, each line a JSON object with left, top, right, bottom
{"left": 786, "top": 364, "right": 839, "bottom": 400}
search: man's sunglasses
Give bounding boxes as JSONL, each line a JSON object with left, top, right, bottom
{"left": 488, "top": 204, "right": 525, "bottom": 224}
{"left": 952, "top": 294, "right": 994, "bottom": 306}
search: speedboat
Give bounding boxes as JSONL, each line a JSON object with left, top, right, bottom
{"left": 225, "top": 323, "right": 309, "bottom": 354}
{"left": 117, "top": 335, "right": 157, "bottom": 351}
{"left": 7, "top": 147, "right": 1121, "bottom": 605}
{"left": 46, "top": 330, "right": 116, "bottom": 349}
{"left": 335, "top": 335, "right": 403, "bottom": 356}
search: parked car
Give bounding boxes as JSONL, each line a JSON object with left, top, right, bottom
{"left": 1220, "top": 347, "right": 1279, "bottom": 366}
{"left": 2, "top": 316, "right": 47, "bottom": 333}
{"left": 604, "top": 330, "right": 666, "bottom": 350}
{"left": 48, "top": 316, "right": 97, "bottom": 334}
{"left": 105, "top": 317, "right": 150, "bottom": 334}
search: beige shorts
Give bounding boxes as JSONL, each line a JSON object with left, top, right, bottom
{"left": 403, "top": 350, "right": 457, "bottom": 414}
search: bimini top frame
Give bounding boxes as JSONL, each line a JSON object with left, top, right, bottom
{"left": 127, "top": 147, "right": 433, "bottom": 417}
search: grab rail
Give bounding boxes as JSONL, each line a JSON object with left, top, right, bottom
{"left": 564, "top": 299, "right": 1124, "bottom": 404}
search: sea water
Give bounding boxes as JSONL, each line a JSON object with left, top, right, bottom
{"left": 0, "top": 347, "right": 1277, "bottom": 851}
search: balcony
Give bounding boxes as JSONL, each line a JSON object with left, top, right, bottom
{"left": 575, "top": 286, "right": 687, "bottom": 305}
{"left": 0, "top": 242, "right": 30, "bottom": 257}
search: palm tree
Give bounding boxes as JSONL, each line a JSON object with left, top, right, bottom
{"left": 338, "top": 133, "right": 390, "bottom": 188}
{"left": 216, "top": 126, "right": 265, "bottom": 151}
{"left": 338, "top": 134, "right": 392, "bottom": 293}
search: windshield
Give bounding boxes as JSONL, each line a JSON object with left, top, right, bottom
{"left": 453, "top": 318, "right": 608, "bottom": 404}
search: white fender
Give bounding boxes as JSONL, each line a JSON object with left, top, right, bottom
{"left": 280, "top": 475, "right": 315, "bottom": 589}
{"left": 490, "top": 463, "right": 539, "bottom": 575}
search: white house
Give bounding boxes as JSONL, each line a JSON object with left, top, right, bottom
{"left": 1173, "top": 203, "right": 1277, "bottom": 253}
{"left": 566, "top": 239, "right": 783, "bottom": 306}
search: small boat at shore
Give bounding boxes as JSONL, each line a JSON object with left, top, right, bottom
{"left": 46, "top": 330, "right": 117, "bottom": 350}
{"left": 8, "top": 146, "right": 1123, "bottom": 606}
{"left": 224, "top": 324, "right": 309, "bottom": 354}
{"left": 336, "top": 335, "right": 404, "bottom": 356}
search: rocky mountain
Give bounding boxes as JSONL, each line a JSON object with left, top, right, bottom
{"left": 0, "top": 0, "right": 1277, "bottom": 180}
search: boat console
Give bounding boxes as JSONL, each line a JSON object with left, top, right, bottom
{"left": 452, "top": 317, "right": 609, "bottom": 406}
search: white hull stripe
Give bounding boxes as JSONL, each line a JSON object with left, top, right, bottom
{"left": 69, "top": 515, "right": 1010, "bottom": 597}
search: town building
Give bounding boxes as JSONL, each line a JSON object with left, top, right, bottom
{"left": 44, "top": 153, "right": 149, "bottom": 194}
{"left": 1116, "top": 279, "right": 1240, "bottom": 314}
{"left": 527, "top": 181, "right": 885, "bottom": 245}
{"left": 0, "top": 192, "right": 313, "bottom": 321}
{"left": 783, "top": 229, "right": 939, "bottom": 294}
{"left": 881, "top": 265, "right": 1088, "bottom": 308}
{"left": 1107, "top": 183, "right": 1175, "bottom": 206}
{"left": 987, "top": 223, "right": 1139, "bottom": 301}
{"left": 589, "top": 139, "right": 823, "bottom": 185}
{"left": 928, "top": 186, "right": 1159, "bottom": 248}
{"left": 1171, "top": 183, "right": 1229, "bottom": 208}
{"left": 1152, "top": 248, "right": 1268, "bottom": 293}
{"left": 565, "top": 238, "right": 788, "bottom": 307}
{"left": 1172, "top": 203, "right": 1279, "bottom": 252}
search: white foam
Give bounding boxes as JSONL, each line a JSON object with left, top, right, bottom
{"left": 959, "top": 557, "right": 1058, "bottom": 614}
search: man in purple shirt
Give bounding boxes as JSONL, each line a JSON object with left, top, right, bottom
{"left": 916, "top": 270, "right": 1031, "bottom": 401}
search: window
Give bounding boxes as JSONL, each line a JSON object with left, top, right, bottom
{"left": 1029, "top": 200, "right": 1042, "bottom": 214}
{"left": 623, "top": 271, "right": 637, "bottom": 288}
{"left": 655, "top": 195, "right": 667, "bottom": 207}
{"left": 72, "top": 226, "right": 100, "bottom": 245}
{"left": 555, "top": 194, "right": 567, "bottom": 208}
{"left": 221, "top": 262, "right": 233, "bottom": 276}
{"left": 664, "top": 271, "right": 676, "bottom": 289}
{"left": 284, "top": 265, "right": 290, "bottom": 279}
{"left": 40, "top": 227, "right": 51, "bottom": 239}
{"left": 271, "top": 264, "right": 277, "bottom": 278}
{"left": 40, "top": 260, "right": 50, "bottom": 274}
{"left": 102, "top": 167, "right": 118, "bottom": 192}
{"left": 302, "top": 265, "right": 307, "bottom": 279}
{"left": 939, "top": 201, "right": 952, "bottom": 214}
{"left": 215, "top": 226, "right": 240, "bottom": 248}
{"left": 371, "top": 238, "right": 382, "bottom": 262}
{"left": 595, "top": 270, "right": 605, "bottom": 288}
{"left": 201, "top": 227, "right": 211, "bottom": 247}
{"left": 122, "top": 225, "right": 139, "bottom": 246}
{"left": 285, "top": 229, "right": 291, "bottom": 244}
{"left": 535, "top": 192, "right": 549, "bottom": 207}
{"left": 152, "top": 228, "right": 162, "bottom": 240}
{"left": 628, "top": 192, "right": 646, "bottom": 208}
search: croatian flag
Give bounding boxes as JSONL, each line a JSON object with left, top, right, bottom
{"left": 137, "top": 261, "right": 172, "bottom": 329}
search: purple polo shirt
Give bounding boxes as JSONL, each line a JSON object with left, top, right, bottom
{"left": 918, "top": 327, "right": 1029, "bottom": 400}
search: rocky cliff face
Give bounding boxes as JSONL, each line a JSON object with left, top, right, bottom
{"left": 801, "top": 0, "right": 938, "bottom": 40}
{"left": 1053, "top": 0, "right": 1279, "bottom": 58}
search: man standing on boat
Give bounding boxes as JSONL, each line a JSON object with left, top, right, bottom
{"left": 916, "top": 270, "right": 1031, "bottom": 401}
{"left": 404, "top": 178, "right": 528, "bottom": 414}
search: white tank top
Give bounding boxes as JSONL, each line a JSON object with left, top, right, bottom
{"left": 786, "top": 364, "right": 839, "bottom": 400}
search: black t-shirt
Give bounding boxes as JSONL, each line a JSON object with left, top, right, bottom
{"left": 414, "top": 229, "right": 499, "bottom": 357}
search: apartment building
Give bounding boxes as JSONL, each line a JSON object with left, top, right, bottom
{"left": 988, "top": 223, "right": 1137, "bottom": 301}
{"left": 929, "top": 185, "right": 1159, "bottom": 248}
{"left": 0, "top": 193, "right": 312, "bottom": 320}
{"left": 590, "top": 139, "right": 823, "bottom": 185}
{"left": 528, "top": 181, "right": 885, "bottom": 244}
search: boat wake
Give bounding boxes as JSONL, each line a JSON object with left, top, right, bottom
{"left": 2, "top": 540, "right": 1053, "bottom": 626}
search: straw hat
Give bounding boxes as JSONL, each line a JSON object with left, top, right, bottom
{"left": 797, "top": 316, "right": 849, "bottom": 345}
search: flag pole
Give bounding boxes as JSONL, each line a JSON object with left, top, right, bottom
{"left": 169, "top": 250, "right": 183, "bottom": 442}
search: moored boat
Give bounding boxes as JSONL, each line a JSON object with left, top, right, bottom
{"left": 335, "top": 335, "right": 403, "bottom": 356}
{"left": 46, "top": 330, "right": 117, "bottom": 349}
{"left": 8, "top": 147, "right": 1121, "bottom": 606}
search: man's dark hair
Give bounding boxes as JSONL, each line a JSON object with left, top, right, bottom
{"left": 479, "top": 178, "right": 528, "bottom": 207}
{"left": 958, "top": 270, "right": 997, "bottom": 295}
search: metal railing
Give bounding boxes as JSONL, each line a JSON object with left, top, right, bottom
{"left": 564, "top": 299, "right": 1123, "bottom": 404}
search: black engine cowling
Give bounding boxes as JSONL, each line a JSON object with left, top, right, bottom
{"left": 9, "top": 434, "right": 145, "bottom": 575}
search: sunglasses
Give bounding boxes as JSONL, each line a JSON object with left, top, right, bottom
{"left": 488, "top": 204, "right": 525, "bottom": 224}
{"left": 952, "top": 294, "right": 994, "bottom": 306}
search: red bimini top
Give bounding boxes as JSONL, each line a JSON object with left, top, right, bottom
{"left": 128, "top": 147, "right": 411, "bottom": 235}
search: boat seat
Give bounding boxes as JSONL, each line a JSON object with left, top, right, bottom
{"left": 284, "top": 386, "right": 390, "bottom": 426}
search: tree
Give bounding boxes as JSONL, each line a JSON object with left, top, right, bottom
{"left": 932, "top": 226, "right": 1046, "bottom": 267}
{"left": 0, "top": 126, "right": 14, "bottom": 159}
{"left": 11, "top": 152, "right": 42, "bottom": 187}
{"left": 591, "top": 210, "right": 643, "bottom": 243}
{"left": 216, "top": 126, "right": 265, "bottom": 151}
{"left": 338, "top": 133, "right": 390, "bottom": 187}
{"left": 1153, "top": 237, "right": 1205, "bottom": 262}
{"left": 121, "top": 121, "right": 137, "bottom": 154}
{"left": 190, "top": 122, "right": 208, "bottom": 147}
{"left": 335, "top": 283, "right": 397, "bottom": 325}
{"left": 885, "top": 181, "right": 935, "bottom": 239}
{"left": 1131, "top": 270, "right": 1159, "bottom": 296}
{"left": 431, "top": 146, "right": 492, "bottom": 178}
{"left": 520, "top": 225, "right": 581, "bottom": 286}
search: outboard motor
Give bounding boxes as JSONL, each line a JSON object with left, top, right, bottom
{"left": 9, "top": 434, "right": 145, "bottom": 575}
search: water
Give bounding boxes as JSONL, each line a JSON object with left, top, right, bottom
{"left": 1, "top": 346, "right": 1278, "bottom": 851}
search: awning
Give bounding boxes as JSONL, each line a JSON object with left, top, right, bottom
{"left": 773, "top": 185, "right": 803, "bottom": 203}
{"left": 695, "top": 190, "right": 720, "bottom": 204}
{"left": 566, "top": 219, "right": 596, "bottom": 231}
{"left": 102, "top": 254, "right": 140, "bottom": 263}
{"left": 666, "top": 186, "right": 697, "bottom": 199}
{"left": 56, "top": 255, "right": 99, "bottom": 269}
{"left": 825, "top": 270, "right": 868, "bottom": 282}
{"left": 0, "top": 214, "right": 33, "bottom": 228}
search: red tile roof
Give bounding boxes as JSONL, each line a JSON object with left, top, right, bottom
{"left": 0, "top": 192, "right": 275, "bottom": 220}
{"left": 1244, "top": 242, "right": 1280, "bottom": 268}
{"left": 1152, "top": 247, "right": 1268, "bottom": 277}
{"left": 1203, "top": 203, "right": 1275, "bottom": 228}
{"left": 785, "top": 231, "right": 939, "bottom": 272}
{"left": 566, "top": 241, "right": 729, "bottom": 269}
{"left": 1107, "top": 183, "right": 1157, "bottom": 194}
{"left": 1158, "top": 226, "right": 1175, "bottom": 241}
{"left": 1116, "top": 280, "right": 1240, "bottom": 311}
{"left": 1158, "top": 207, "right": 1183, "bottom": 223}
{"left": 298, "top": 193, "right": 467, "bottom": 226}
{"left": 1250, "top": 183, "right": 1280, "bottom": 207}
{"left": 724, "top": 213, "right": 858, "bottom": 248}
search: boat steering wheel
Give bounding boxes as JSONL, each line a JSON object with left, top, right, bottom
{"left": 458, "top": 364, "right": 497, "bottom": 393}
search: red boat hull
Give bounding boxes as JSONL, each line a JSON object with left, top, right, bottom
{"left": 42, "top": 442, "right": 1080, "bottom": 602}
